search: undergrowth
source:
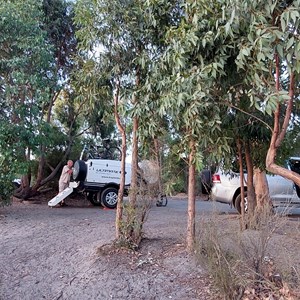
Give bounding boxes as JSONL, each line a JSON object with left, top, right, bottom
{"left": 114, "top": 184, "right": 156, "bottom": 250}
{"left": 195, "top": 207, "right": 299, "bottom": 299}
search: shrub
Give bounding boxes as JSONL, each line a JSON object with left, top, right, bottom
{"left": 114, "top": 183, "right": 155, "bottom": 250}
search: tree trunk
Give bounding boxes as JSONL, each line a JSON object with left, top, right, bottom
{"left": 154, "top": 138, "right": 163, "bottom": 196}
{"left": 187, "top": 139, "right": 196, "bottom": 252}
{"left": 114, "top": 78, "right": 126, "bottom": 239}
{"left": 129, "top": 69, "right": 140, "bottom": 206}
{"left": 130, "top": 117, "right": 139, "bottom": 206}
{"left": 237, "top": 139, "right": 246, "bottom": 230}
{"left": 32, "top": 153, "right": 45, "bottom": 193}
{"left": 266, "top": 54, "right": 299, "bottom": 185}
{"left": 31, "top": 91, "right": 59, "bottom": 194}
{"left": 245, "top": 142, "right": 256, "bottom": 216}
{"left": 14, "top": 142, "right": 73, "bottom": 199}
{"left": 254, "top": 168, "right": 272, "bottom": 213}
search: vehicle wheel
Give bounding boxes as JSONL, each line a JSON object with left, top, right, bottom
{"left": 295, "top": 184, "right": 300, "bottom": 198}
{"left": 101, "top": 187, "right": 118, "bottom": 209}
{"left": 86, "top": 191, "right": 102, "bottom": 206}
{"left": 13, "top": 179, "right": 21, "bottom": 188}
{"left": 200, "top": 169, "right": 212, "bottom": 195}
{"left": 73, "top": 160, "right": 87, "bottom": 182}
{"left": 234, "top": 192, "right": 248, "bottom": 214}
{"left": 156, "top": 193, "right": 168, "bottom": 207}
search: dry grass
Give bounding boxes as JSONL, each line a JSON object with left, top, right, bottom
{"left": 195, "top": 207, "right": 300, "bottom": 300}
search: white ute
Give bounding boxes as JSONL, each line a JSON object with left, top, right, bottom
{"left": 48, "top": 159, "right": 132, "bottom": 208}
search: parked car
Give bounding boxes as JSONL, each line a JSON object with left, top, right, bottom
{"left": 209, "top": 157, "right": 300, "bottom": 213}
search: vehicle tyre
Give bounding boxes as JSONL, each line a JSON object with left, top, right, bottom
{"left": 200, "top": 169, "right": 212, "bottom": 195}
{"left": 86, "top": 191, "right": 102, "bottom": 206}
{"left": 156, "top": 193, "right": 168, "bottom": 207}
{"left": 101, "top": 187, "right": 118, "bottom": 209}
{"left": 73, "top": 160, "right": 87, "bottom": 182}
{"left": 13, "top": 179, "right": 21, "bottom": 188}
{"left": 295, "top": 184, "right": 300, "bottom": 198}
{"left": 234, "top": 192, "right": 248, "bottom": 214}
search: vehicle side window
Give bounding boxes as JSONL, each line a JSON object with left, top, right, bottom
{"left": 289, "top": 160, "right": 300, "bottom": 174}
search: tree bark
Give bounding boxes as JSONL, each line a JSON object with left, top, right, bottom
{"left": 187, "top": 139, "right": 196, "bottom": 252}
{"left": 154, "top": 138, "right": 163, "bottom": 196}
{"left": 266, "top": 54, "right": 299, "bottom": 184}
{"left": 114, "top": 78, "right": 126, "bottom": 239}
{"left": 130, "top": 117, "right": 139, "bottom": 206}
{"left": 250, "top": 168, "right": 274, "bottom": 228}
{"left": 245, "top": 141, "right": 256, "bottom": 216}
{"left": 32, "top": 91, "right": 59, "bottom": 193}
{"left": 237, "top": 139, "right": 246, "bottom": 230}
{"left": 129, "top": 68, "right": 140, "bottom": 206}
{"left": 254, "top": 168, "right": 271, "bottom": 212}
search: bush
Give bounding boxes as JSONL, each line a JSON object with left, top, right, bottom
{"left": 114, "top": 183, "right": 156, "bottom": 250}
{"left": 0, "top": 159, "right": 17, "bottom": 206}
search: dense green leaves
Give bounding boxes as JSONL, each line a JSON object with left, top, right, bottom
{"left": 1, "top": 0, "right": 300, "bottom": 204}
{"left": 0, "top": 0, "right": 54, "bottom": 182}
{"left": 74, "top": 0, "right": 300, "bottom": 172}
{"left": 0, "top": 0, "right": 81, "bottom": 203}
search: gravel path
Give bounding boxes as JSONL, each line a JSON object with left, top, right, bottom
{"left": 0, "top": 197, "right": 216, "bottom": 300}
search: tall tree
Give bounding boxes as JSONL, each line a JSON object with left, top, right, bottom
{"left": 143, "top": 0, "right": 300, "bottom": 243}
{"left": 30, "top": 0, "right": 79, "bottom": 195}
{"left": 223, "top": 0, "right": 300, "bottom": 207}
{"left": 74, "top": 0, "right": 181, "bottom": 243}
{"left": 0, "top": 0, "right": 55, "bottom": 200}
{"left": 145, "top": 0, "right": 237, "bottom": 250}
{"left": 0, "top": 0, "right": 85, "bottom": 201}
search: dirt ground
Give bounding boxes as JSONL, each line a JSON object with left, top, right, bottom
{"left": 0, "top": 194, "right": 218, "bottom": 300}
{"left": 1, "top": 193, "right": 300, "bottom": 300}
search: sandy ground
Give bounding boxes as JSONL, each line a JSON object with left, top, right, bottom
{"left": 0, "top": 195, "right": 218, "bottom": 300}
{"left": 1, "top": 194, "right": 300, "bottom": 300}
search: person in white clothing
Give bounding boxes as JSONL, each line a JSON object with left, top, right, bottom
{"left": 58, "top": 160, "right": 73, "bottom": 206}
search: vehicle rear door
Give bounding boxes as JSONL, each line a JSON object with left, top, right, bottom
{"left": 267, "top": 174, "right": 296, "bottom": 206}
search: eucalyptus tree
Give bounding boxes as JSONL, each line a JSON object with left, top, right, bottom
{"left": 220, "top": 0, "right": 300, "bottom": 214}
{"left": 0, "top": 0, "right": 57, "bottom": 201}
{"left": 145, "top": 0, "right": 244, "bottom": 250}
{"left": 74, "top": 0, "right": 182, "bottom": 242}
{"left": 238, "top": 1, "right": 300, "bottom": 182}
{"left": 137, "top": 0, "right": 183, "bottom": 197}
{"left": 75, "top": 0, "right": 144, "bottom": 206}
{"left": 144, "top": 0, "right": 300, "bottom": 245}
{"left": 204, "top": 0, "right": 300, "bottom": 220}
{"left": 0, "top": 0, "right": 83, "bottom": 202}
{"left": 214, "top": 0, "right": 300, "bottom": 216}
{"left": 74, "top": 0, "right": 144, "bottom": 241}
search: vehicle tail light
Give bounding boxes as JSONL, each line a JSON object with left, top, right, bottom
{"left": 212, "top": 174, "right": 221, "bottom": 183}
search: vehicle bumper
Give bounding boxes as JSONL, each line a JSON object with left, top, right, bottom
{"left": 210, "top": 184, "right": 235, "bottom": 205}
